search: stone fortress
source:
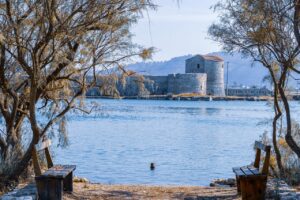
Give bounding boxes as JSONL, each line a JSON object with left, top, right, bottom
{"left": 87, "top": 55, "right": 226, "bottom": 97}
{"left": 132, "top": 55, "right": 225, "bottom": 96}
{"left": 86, "top": 54, "right": 274, "bottom": 98}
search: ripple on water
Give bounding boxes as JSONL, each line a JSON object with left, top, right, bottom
{"left": 53, "top": 99, "right": 291, "bottom": 186}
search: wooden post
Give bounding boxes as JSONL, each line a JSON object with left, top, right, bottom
{"left": 45, "top": 147, "right": 54, "bottom": 168}
{"left": 262, "top": 146, "right": 271, "bottom": 174}
{"left": 236, "top": 175, "right": 241, "bottom": 194}
{"left": 63, "top": 171, "right": 73, "bottom": 191}
{"left": 32, "top": 147, "right": 42, "bottom": 176}
{"left": 240, "top": 177, "right": 267, "bottom": 200}
{"left": 36, "top": 177, "right": 63, "bottom": 200}
{"left": 254, "top": 148, "right": 261, "bottom": 168}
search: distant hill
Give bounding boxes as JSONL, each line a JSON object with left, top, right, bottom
{"left": 125, "top": 52, "right": 275, "bottom": 87}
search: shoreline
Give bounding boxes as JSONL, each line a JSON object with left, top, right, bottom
{"left": 2, "top": 178, "right": 300, "bottom": 200}
{"left": 1, "top": 181, "right": 239, "bottom": 200}
{"left": 86, "top": 95, "right": 274, "bottom": 101}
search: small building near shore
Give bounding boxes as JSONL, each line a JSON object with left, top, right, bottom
{"left": 226, "top": 86, "right": 272, "bottom": 97}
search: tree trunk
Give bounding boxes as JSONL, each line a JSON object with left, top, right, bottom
{"left": 269, "top": 71, "right": 284, "bottom": 177}
{"left": 272, "top": 88, "right": 284, "bottom": 177}
{"left": 278, "top": 84, "right": 300, "bottom": 158}
{"left": 4, "top": 141, "right": 34, "bottom": 181}
{"left": 267, "top": 68, "right": 284, "bottom": 176}
{"left": 294, "top": 0, "right": 300, "bottom": 47}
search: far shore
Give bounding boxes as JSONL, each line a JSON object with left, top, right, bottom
{"left": 86, "top": 94, "right": 276, "bottom": 101}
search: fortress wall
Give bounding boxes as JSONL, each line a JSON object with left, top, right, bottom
{"left": 204, "top": 60, "right": 225, "bottom": 96}
{"left": 117, "top": 75, "right": 168, "bottom": 96}
{"left": 144, "top": 76, "right": 169, "bottom": 95}
{"left": 167, "top": 73, "right": 207, "bottom": 95}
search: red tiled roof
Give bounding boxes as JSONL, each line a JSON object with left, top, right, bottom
{"left": 200, "top": 55, "right": 224, "bottom": 62}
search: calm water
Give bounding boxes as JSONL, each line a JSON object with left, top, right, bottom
{"left": 53, "top": 99, "right": 300, "bottom": 186}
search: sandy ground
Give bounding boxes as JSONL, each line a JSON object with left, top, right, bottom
{"left": 64, "top": 183, "right": 240, "bottom": 200}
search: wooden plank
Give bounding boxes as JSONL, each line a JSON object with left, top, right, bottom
{"left": 42, "top": 170, "right": 72, "bottom": 178}
{"left": 36, "top": 139, "right": 52, "bottom": 151}
{"left": 236, "top": 166, "right": 266, "bottom": 181}
{"left": 234, "top": 165, "right": 260, "bottom": 176}
{"left": 42, "top": 171, "right": 69, "bottom": 178}
{"left": 233, "top": 168, "right": 246, "bottom": 177}
{"left": 232, "top": 167, "right": 240, "bottom": 172}
{"left": 247, "top": 165, "right": 260, "bottom": 175}
{"left": 56, "top": 165, "right": 76, "bottom": 171}
{"left": 254, "top": 141, "right": 271, "bottom": 152}
{"left": 49, "top": 165, "right": 76, "bottom": 171}
{"left": 240, "top": 167, "right": 255, "bottom": 176}
{"left": 40, "top": 165, "right": 76, "bottom": 178}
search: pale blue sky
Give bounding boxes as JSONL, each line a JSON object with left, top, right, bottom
{"left": 132, "top": 0, "right": 221, "bottom": 61}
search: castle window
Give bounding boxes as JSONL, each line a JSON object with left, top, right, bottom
{"left": 197, "top": 64, "right": 200, "bottom": 69}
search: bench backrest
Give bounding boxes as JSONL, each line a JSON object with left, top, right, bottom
{"left": 253, "top": 141, "right": 271, "bottom": 175}
{"left": 32, "top": 139, "right": 54, "bottom": 176}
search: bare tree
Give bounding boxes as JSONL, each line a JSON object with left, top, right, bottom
{"left": 209, "top": 0, "right": 300, "bottom": 176}
{"left": 0, "top": 0, "right": 154, "bottom": 183}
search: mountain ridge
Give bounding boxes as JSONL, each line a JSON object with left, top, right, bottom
{"left": 126, "top": 52, "right": 271, "bottom": 87}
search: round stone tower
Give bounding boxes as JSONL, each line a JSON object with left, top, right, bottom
{"left": 185, "top": 55, "right": 225, "bottom": 96}
{"left": 167, "top": 73, "right": 207, "bottom": 95}
{"left": 203, "top": 55, "right": 225, "bottom": 96}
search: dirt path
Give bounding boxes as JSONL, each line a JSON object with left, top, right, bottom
{"left": 64, "top": 183, "right": 239, "bottom": 200}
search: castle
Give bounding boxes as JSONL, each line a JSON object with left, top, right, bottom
{"left": 184, "top": 55, "right": 225, "bottom": 96}
{"left": 87, "top": 55, "right": 226, "bottom": 97}
{"left": 125, "top": 55, "right": 225, "bottom": 96}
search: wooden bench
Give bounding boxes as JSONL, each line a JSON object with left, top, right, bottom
{"left": 233, "top": 141, "right": 271, "bottom": 200}
{"left": 32, "top": 139, "right": 76, "bottom": 200}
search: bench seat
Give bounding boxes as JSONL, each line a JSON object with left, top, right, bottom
{"left": 35, "top": 165, "right": 76, "bottom": 200}
{"left": 33, "top": 139, "right": 76, "bottom": 200}
{"left": 232, "top": 141, "right": 271, "bottom": 200}
{"left": 233, "top": 165, "right": 266, "bottom": 180}
{"left": 39, "top": 165, "right": 76, "bottom": 179}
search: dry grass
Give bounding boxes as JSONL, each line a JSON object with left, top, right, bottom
{"left": 64, "top": 183, "right": 239, "bottom": 200}
{"left": 174, "top": 93, "right": 206, "bottom": 97}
